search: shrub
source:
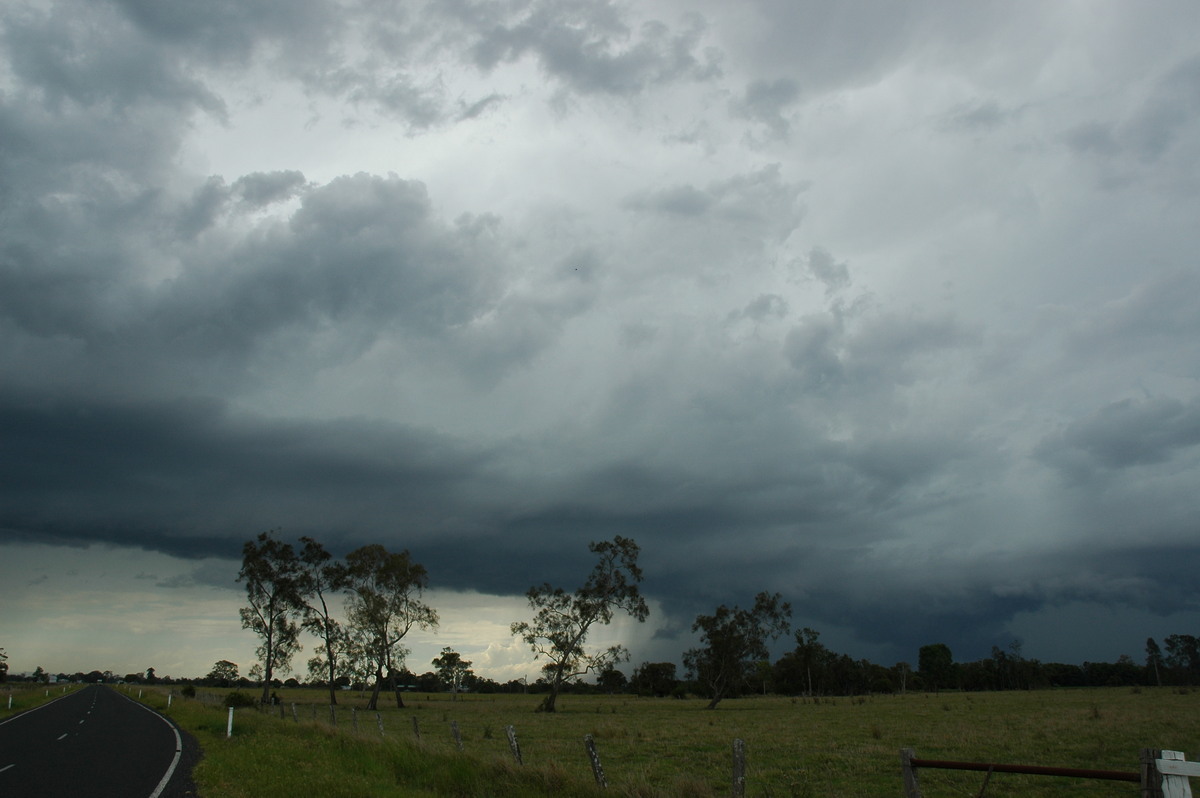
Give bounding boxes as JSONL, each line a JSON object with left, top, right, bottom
{"left": 224, "top": 691, "right": 256, "bottom": 708}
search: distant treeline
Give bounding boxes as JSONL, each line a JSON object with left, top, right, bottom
{"left": 17, "top": 633, "right": 1196, "bottom": 700}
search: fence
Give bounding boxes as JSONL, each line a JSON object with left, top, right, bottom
{"left": 901, "top": 747, "right": 1199, "bottom": 797}
{"left": 190, "top": 690, "right": 755, "bottom": 796}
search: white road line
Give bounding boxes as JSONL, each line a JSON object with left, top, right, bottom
{"left": 120, "top": 693, "right": 183, "bottom": 798}
{"left": 57, "top": 733, "right": 67, "bottom": 740}
{"left": 0, "top": 764, "right": 15, "bottom": 774}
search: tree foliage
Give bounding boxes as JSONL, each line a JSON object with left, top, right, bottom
{"left": 343, "top": 544, "right": 439, "bottom": 711}
{"left": 206, "top": 659, "right": 239, "bottom": 686}
{"left": 511, "top": 536, "right": 649, "bottom": 713}
{"left": 431, "top": 647, "right": 474, "bottom": 699}
{"left": 683, "top": 591, "right": 791, "bottom": 709}
{"left": 918, "top": 643, "right": 955, "bottom": 692}
{"left": 238, "top": 530, "right": 305, "bottom": 704}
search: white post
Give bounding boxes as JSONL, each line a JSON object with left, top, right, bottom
{"left": 1157, "top": 751, "right": 1199, "bottom": 798}
{"left": 139, "top": 689, "right": 143, "bottom": 699}
{"left": 227, "top": 707, "right": 235, "bottom": 738}
{"left": 7, "top": 695, "right": 11, "bottom": 709}
{"left": 168, "top": 694, "right": 173, "bottom": 708}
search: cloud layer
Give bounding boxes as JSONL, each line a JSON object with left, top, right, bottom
{"left": 3, "top": 0, "right": 1200, "bottom": 670}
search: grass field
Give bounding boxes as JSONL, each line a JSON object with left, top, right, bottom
{"left": 0, "top": 683, "right": 81, "bottom": 719}
{"left": 132, "top": 686, "right": 1200, "bottom": 797}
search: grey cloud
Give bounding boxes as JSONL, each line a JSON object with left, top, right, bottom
{"left": 3, "top": 2, "right": 225, "bottom": 118}
{"left": 802, "top": 248, "right": 850, "bottom": 296}
{"left": 728, "top": 294, "right": 788, "bottom": 324}
{"left": 784, "top": 306, "right": 976, "bottom": 393}
{"left": 0, "top": 391, "right": 500, "bottom": 561}
{"left": 1127, "top": 55, "right": 1200, "bottom": 161}
{"left": 1037, "top": 396, "right": 1200, "bottom": 477}
{"left": 111, "top": 0, "right": 338, "bottom": 69}
{"left": 731, "top": 77, "right": 801, "bottom": 137}
{"left": 1065, "top": 55, "right": 1200, "bottom": 167}
{"left": 941, "top": 100, "right": 1023, "bottom": 133}
{"left": 233, "top": 171, "right": 308, "bottom": 208}
{"left": 623, "top": 164, "right": 805, "bottom": 240}
{"left": 445, "top": 1, "right": 719, "bottom": 97}
{"left": 1067, "top": 270, "right": 1200, "bottom": 366}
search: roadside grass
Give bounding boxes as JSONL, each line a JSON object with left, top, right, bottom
{"left": 133, "top": 686, "right": 1200, "bottom": 797}
{"left": 0, "top": 683, "right": 80, "bottom": 719}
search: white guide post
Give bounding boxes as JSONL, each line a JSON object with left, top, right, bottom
{"left": 226, "top": 707, "right": 234, "bottom": 739}
{"left": 1158, "top": 751, "right": 1200, "bottom": 798}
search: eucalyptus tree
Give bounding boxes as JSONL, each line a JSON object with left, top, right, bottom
{"left": 683, "top": 591, "right": 791, "bottom": 709}
{"left": 511, "top": 536, "right": 649, "bottom": 713}
{"left": 238, "top": 530, "right": 305, "bottom": 704}
{"left": 431, "top": 647, "right": 474, "bottom": 700}
{"left": 297, "top": 536, "right": 349, "bottom": 706}
{"left": 343, "top": 544, "right": 439, "bottom": 710}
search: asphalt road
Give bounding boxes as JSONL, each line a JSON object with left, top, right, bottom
{"left": 0, "top": 684, "right": 199, "bottom": 797}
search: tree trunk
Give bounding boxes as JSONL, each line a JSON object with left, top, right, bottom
{"left": 391, "top": 668, "right": 405, "bottom": 709}
{"left": 366, "top": 668, "right": 382, "bottom": 711}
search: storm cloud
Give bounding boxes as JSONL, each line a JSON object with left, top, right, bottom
{"left": 3, "top": 0, "right": 1200, "bottom": 677}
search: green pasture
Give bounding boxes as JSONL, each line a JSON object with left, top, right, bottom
{"left": 133, "top": 686, "right": 1200, "bottom": 797}
{"left": 0, "top": 683, "right": 80, "bottom": 719}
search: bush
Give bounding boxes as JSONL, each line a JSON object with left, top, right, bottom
{"left": 180, "top": 684, "right": 196, "bottom": 698}
{"left": 224, "top": 691, "right": 256, "bottom": 708}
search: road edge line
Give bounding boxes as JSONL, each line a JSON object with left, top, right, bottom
{"left": 118, "top": 690, "right": 184, "bottom": 798}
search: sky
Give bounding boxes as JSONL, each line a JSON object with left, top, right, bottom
{"left": 2, "top": 0, "right": 1200, "bottom": 684}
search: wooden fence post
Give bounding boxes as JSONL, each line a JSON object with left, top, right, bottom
{"left": 1144, "top": 749, "right": 1165, "bottom": 798}
{"left": 506, "top": 725, "right": 523, "bottom": 765}
{"left": 376, "top": 712, "right": 385, "bottom": 737}
{"left": 412, "top": 716, "right": 421, "bottom": 740}
{"left": 291, "top": 703, "right": 298, "bottom": 722}
{"left": 900, "top": 748, "right": 922, "bottom": 798}
{"left": 732, "top": 738, "right": 746, "bottom": 798}
{"left": 451, "top": 720, "right": 464, "bottom": 751}
{"left": 1157, "top": 750, "right": 1199, "bottom": 798}
{"left": 584, "top": 734, "right": 607, "bottom": 788}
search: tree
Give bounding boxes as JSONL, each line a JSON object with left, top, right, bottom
{"left": 1146, "top": 637, "right": 1164, "bottom": 687}
{"left": 206, "top": 660, "right": 239, "bottom": 686}
{"left": 0, "top": 647, "right": 7, "bottom": 683}
{"left": 431, "top": 647, "right": 474, "bottom": 700}
{"left": 32, "top": 665, "right": 47, "bottom": 684}
{"left": 632, "top": 661, "right": 678, "bottom": 697}
{"left": 1163, "top": 634, "right": 1200, "bottom": 684}
{"left": 683, "top": 591, "right": 791, "bottom": 709}
{"left": 511, "top": 536, "right": 649, "bottom": 713}
{"left": 298, "top": 536, "right": 349, "bottom": 706}
{"left": 343, "top": 545, "right": 439, "bottom": 711}
{"left": 918, "top": 643, "right": 955, "bottom": 692}
{"left": 238, "top": 530, "right": 305, "bottom": 704}
{"left": 597, "top": 665, "right": 628, "bottom": 694}
{"left": 144, "top": 667, "right": 157, "bottom": 684}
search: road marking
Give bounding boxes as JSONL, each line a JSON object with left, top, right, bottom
{"left": 120, "top": 692, "right": 184, "bottom": 798}
{"left": 57, "top": 733, "right": 67, "bottom": 740}
{"left": 79, "top": 720, "right": 85, "bottom": 724}
{"left": 0, "top": 764, "right": 14, "bottom": 774}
